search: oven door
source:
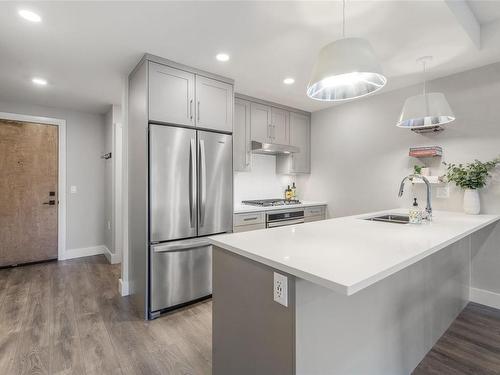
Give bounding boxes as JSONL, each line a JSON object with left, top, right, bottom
{"left": 267, "top": 217, "right": 305, "bottom": 228}
{"left": 266, "top": 210, "right": 305, "bottom": 228}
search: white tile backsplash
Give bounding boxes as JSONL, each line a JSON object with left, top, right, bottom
{"left": 234, "top": 154, "right": 294, "bottom": 205}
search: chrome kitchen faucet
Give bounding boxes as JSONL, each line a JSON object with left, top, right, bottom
{"left": 398, "top": 174, "right": 432, "bottom": 221}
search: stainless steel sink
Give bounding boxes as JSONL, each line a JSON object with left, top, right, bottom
{"left": 364, "top": 214, "right": 410, "bottom": 224}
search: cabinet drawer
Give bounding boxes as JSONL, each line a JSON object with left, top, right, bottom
{"left": 233, "top": 223, "right": 266, "bottom": 233}
{"left": 304, "top": 215, "right": 324, "bottom": 223}
{"left": 233, "top": 212, "right": 264, "bottom": 226}
{"left": 305, "top": 206, "right": 325, "bottom": 217}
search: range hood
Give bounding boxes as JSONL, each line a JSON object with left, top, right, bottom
{"left": 251, "top": 141, "right": 300, "bottom": 155}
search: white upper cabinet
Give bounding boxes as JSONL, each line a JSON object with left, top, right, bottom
{"left": 276, "top": 112, "right": 311, "bottom": 174}
{"left": 149, "top": 62, "right": 195, "bottom": 126}
{"left": 234, "top": 98, "right": 251, "bottom": 171}
{"left": 289, "top": 112, "right": 310, "bottom": 173}
{"left": 195, "top": 76, "right": 233, "bottom": 132}
{"left": 271, "top": 107, "right": 289, "bottom": 145}
{"left": 250, "top": 102, "right": 272, "bottom": 143}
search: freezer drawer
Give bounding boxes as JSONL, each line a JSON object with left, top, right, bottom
{"left": 150, "top": 239, "right": 212, "bottom": 312}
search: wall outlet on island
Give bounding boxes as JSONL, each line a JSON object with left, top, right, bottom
{"left": 436, "top": 186, "right": 450, "bottom": 199}
{"left": 273, "top": 272, "right": 288, "bottom": 307}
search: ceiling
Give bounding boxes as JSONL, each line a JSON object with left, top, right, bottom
{"left": 1, "top": 1, "right": 500, "bottom": 114}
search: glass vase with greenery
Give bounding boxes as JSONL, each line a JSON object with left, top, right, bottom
{"left": 443, "top": 157, "right": 500, "bottom": 189}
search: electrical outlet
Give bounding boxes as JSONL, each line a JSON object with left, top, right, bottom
{"left": 273, "top": 272, "right": 288, "bottom": 307}
{"left": 436, "top": 186, "right": 450, "bottom": 198}
{"left": 70, "top": 185, "right": 77, "bottom": 194}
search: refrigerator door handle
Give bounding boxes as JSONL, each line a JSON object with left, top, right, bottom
{"left": 189, "top": 138, "right": 196, "bottom": 228}
{"left": 199, "top": 138, "right": 206, "bottom": 227}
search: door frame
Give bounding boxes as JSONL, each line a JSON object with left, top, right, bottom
{"left": 0, "top": 111, "right": 66, "bottom": 261}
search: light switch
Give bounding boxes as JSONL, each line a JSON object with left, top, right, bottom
{"left": 70, "top": 185, "right": 77, "bottom": 194}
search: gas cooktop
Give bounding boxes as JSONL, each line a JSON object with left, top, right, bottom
{"left": 241, "top": 199, "right": 301, "bottom": 207}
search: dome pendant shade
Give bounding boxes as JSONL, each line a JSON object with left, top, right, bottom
{"left": 397, "top": 92, "right": 455, "bottom": 128}
{"left": 307, "top": 37, "right": 386, "bottom": 101}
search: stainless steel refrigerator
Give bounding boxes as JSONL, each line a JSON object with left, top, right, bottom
{"left": 149, "top": 124, "right": 232, "bottom": 317}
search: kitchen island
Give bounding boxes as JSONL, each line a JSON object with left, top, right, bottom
{"left": 209, "top": 210, "right": 500, "bottom": 375}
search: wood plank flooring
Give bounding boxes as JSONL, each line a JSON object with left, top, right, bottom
{"left": 413, "top": 302, "right": 500, "bottom": 375}
{"left": 0, "top": 256, "right": 211, "bottom": 375}
{"left": 1, "top": 255, "right": 500, "bottom": 375}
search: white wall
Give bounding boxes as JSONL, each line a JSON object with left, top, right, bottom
{"left": 234, "top": 154, "right": 296, "bottom": 204}
{"left": 0, "top": 99, "right": 106, "bottom": 253}
{"left": 301, "top": 62, "right": 500, "bottom": 299}
{"left": 103, "top": 104, "right": 122, "bottom": 264}
{"left": 302, "top": 62, "right": 500, "bottom": 217}
{"left": 104, "top": 108, "right": 113, "bottom": 253}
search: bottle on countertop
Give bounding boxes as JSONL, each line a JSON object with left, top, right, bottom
{"left": 285, "top": 185, "right": 292, "bottom": 201}
{"left": 409, "top": 197, "right": 422, "bottom": 224}
{"left": 291, "top": 182, "right": 297, "bottom": 200}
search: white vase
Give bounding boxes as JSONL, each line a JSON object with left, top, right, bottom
{"left": 463, "top": 189, "right": 480, "bottom": 215}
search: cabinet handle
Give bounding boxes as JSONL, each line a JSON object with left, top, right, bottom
{"left": 197, "top": 101, "right": 200, "bottom": 122}
{"left": 243, "top": 216, "right": 258, "bottom": 221}
{"left": 189, "top": 99, "right": 193, "bottom": 120}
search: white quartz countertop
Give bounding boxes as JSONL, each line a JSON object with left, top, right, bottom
{"left": 210, "top": 210, "right": 500, "bottom": 295}
{"left": 234, "top": 201, "right": 327, "bottom": 214}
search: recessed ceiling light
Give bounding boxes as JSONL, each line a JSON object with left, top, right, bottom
{"left": 32, "top": 77, "right": 47, "bottom": 86}
{"left": 18, "top": 9, "right": 42, "bottom": 23}
{"left": 216, "top": 53, "right": 230, "bottom": 62}
{"left": 283, "top": 78, "right": 295, "bottom": 85}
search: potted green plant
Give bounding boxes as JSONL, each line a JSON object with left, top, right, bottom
{"left": 443, "top": 157, "right": 500, "bottom": 214}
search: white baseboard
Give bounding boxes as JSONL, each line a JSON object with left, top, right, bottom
{"left": 103, "top": 246, "right": 121, "bottom": 264}
{"left": 60, "top": 245, "right": 105, "bottom": 260}
{"left": 119, "top": 278, "right": 130, "bottom": 296}
{"left": 470, "top": 287, "right": 500, "bottom": 309}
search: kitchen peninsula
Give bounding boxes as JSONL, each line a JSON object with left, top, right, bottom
{"left": 210, "top": 210, "right": 500, "bottom": 375}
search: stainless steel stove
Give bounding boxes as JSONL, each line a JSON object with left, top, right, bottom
{"left": 242, "top": 198, "right": 301, "bottom": 207}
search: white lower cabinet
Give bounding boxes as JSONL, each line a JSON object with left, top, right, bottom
{"left": 233, "top": 223, "right": 266, "bottom": 232}
{"left": 233, "top": 212, "right": 265, "bottom": 232}
{"left": 304, "top": 206, "right": 326, "bottom": 222}
{"left": 233, "top": 206, "right": 326, "bottom": 232}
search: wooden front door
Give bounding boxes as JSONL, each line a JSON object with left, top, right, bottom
{"left": 0, "top": 119, "right": 58, "bottom": 266}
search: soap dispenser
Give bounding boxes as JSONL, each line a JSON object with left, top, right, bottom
{"left": 409, "top": 198, "right": 422, "bottom": 224}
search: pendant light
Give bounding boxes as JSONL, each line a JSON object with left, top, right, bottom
{"left": 307, "top": 0, "right": 386, "bottom": 102}
{"left": 397, "top": 56, "right": 455, "bottom": 129}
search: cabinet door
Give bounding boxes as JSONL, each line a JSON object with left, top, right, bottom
{"left": 234, "top": 99, "right": 251, "bottom": 171}
{"left": 250, "top": 103, "right": 271, "bottom": 143}
{"left": 149, "top": 62, "right": 195, "bottom": 126}
{"left": 196, "top": 76, "right": 233, "bottom": 132}
{"left": 289, "top": 112, "right": 310, "bottom": 173}
{"left": 271, "top": 107, "right": 289, "bottom": 145}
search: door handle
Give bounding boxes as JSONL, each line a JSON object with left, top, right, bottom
{"left": 43, "top": 200, "right": 56, "bottom": 206}
{"left": 199, "top": 139, "right": 206, "bottom": 227}
{"left": 189, "top": 99, "right": 193, "bottom": 120}
{"left": 197, "top": 101, "right": 200, "bottom": 122}
{"left": 189, "top": 138, "right": 196, "bottom": 228}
